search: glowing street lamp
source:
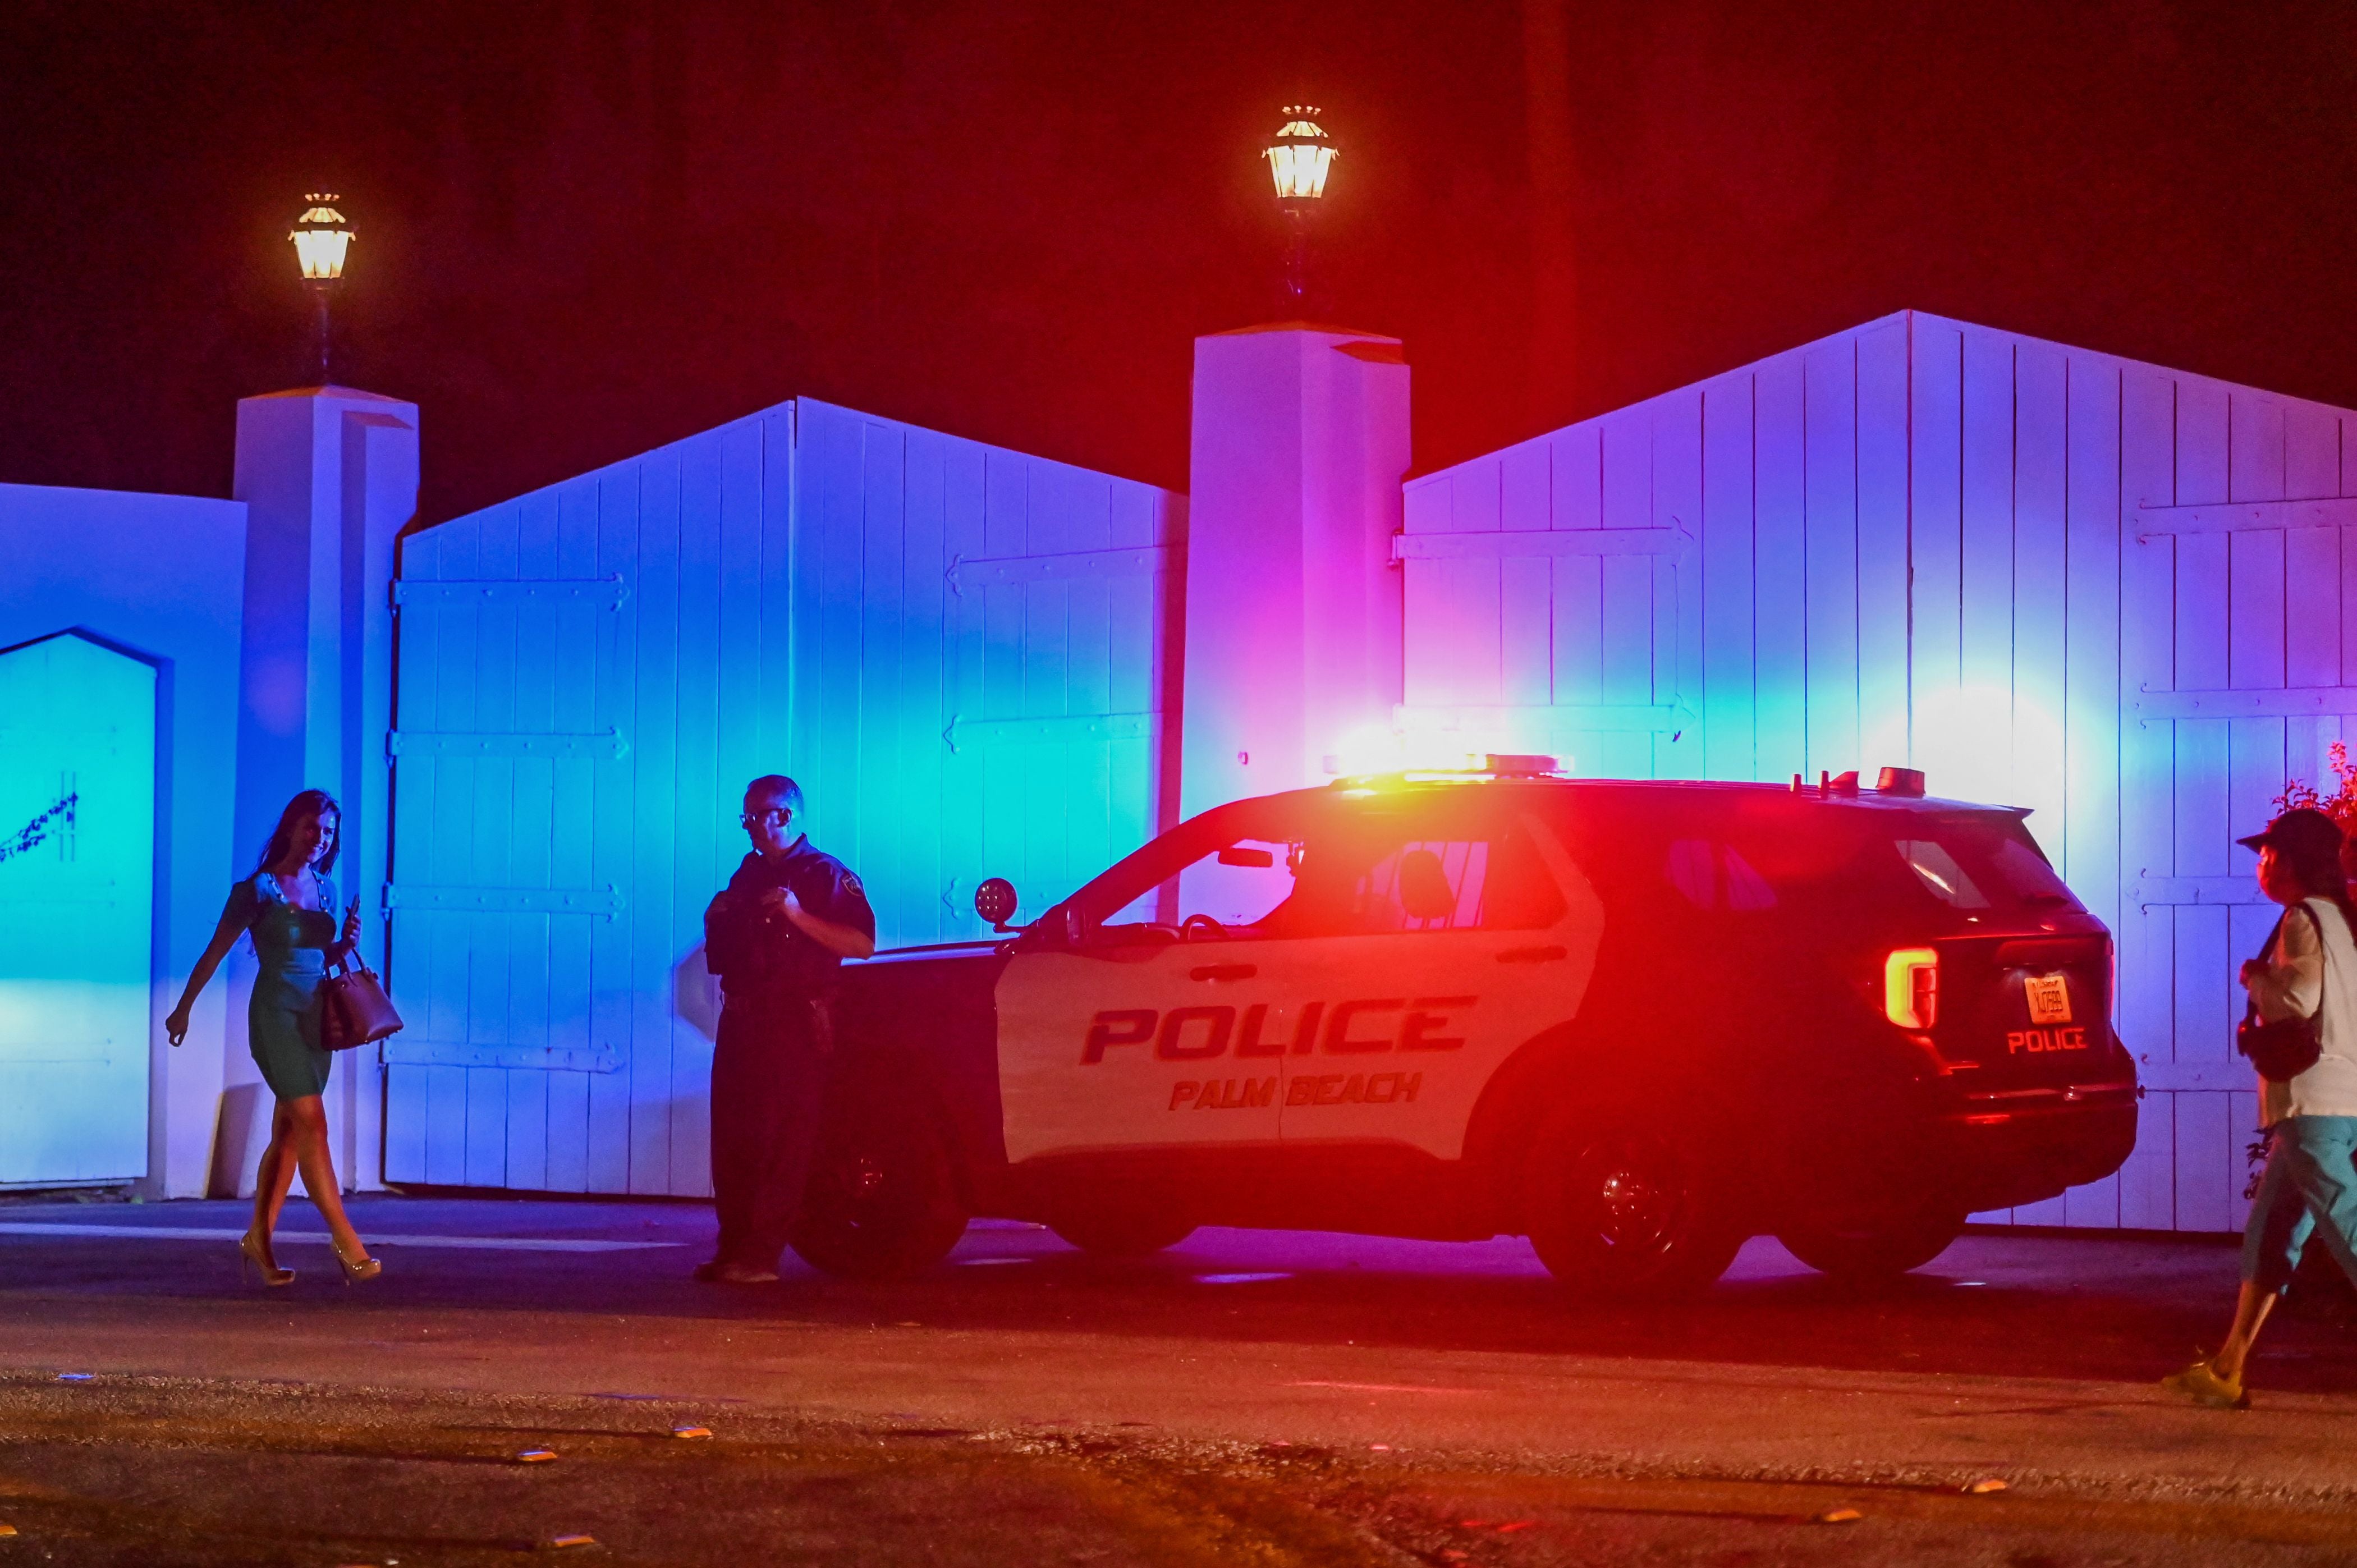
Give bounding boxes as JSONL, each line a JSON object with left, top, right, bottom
{"left": 1265, "top": 108, "right": 1337, "bottom": 311}
{"left": 290, "top": 195, "right": 354, "bottom": 383}
{"left": 1265, "top": 107, "right": 1338, "bottom": 202}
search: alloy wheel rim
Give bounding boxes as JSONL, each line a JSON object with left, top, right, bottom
{"left": 1581, "top": 1136, "right": 1685, "bottom": 1255}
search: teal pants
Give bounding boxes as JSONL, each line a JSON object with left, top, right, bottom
{"left": 2242, "top": 1116, "right": 2357, "bottom": 1296}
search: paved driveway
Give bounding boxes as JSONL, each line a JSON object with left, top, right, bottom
{"left": 2, "top": 1199, "right": 2353, "bottom": 1564}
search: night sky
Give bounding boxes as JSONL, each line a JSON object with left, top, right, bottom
{"left": 5, "top": 1, "right": 2355, "bottom": 529}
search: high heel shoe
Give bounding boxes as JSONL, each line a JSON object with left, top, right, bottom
{"left": 331, "top": 1239, "right": 382, "bottom": 1286}
{"left": 237, "top": 1230, "right": 295, "bottom": 1288}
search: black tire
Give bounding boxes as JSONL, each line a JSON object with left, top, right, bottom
{"left": 788, "top": 1105, "right": 968, "bottom": 1280}
{"left": 1778, "top": 1211, "right": 1962, "bottom": 1281}
{"left": 1525, "top": 1111, "right": 1745, "bottom": 1299}
{"left": 1048, "top": 1211, "right": 1198, "bottom": 1255}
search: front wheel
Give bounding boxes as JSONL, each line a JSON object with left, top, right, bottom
{"left": 1525, "top": 1113, "right": 1745, "bottom": 1299}
{"left": 1778, "top": 1211, "right": 1962, "bottom": 1281}
{"left": 789, "top": 1105, "right": 968, "bottom": 1280}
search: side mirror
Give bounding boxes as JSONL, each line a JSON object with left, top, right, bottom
{"left": 975, "top": 876, "right": 1019, "bottom": 930}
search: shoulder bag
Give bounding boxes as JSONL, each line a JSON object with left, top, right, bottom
{"left": 2236, "top": 906, "right": 2326, "bottom": 1084}
{"left": 319, "top": 953, "right": 405, "bottom": 1051}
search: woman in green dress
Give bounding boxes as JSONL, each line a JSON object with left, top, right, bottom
{"left": 167, "top": 789, "right": 381, "bottom": 1286}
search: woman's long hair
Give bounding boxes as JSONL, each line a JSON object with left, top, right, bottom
{"left": 253, "top": 788, "right": 342, "bottom": 876}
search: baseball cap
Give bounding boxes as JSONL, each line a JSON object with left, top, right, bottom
{"left": 2236, "top": 806, "right": 2344, "bottom": 857}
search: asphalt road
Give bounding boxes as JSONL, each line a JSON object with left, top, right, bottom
{"left": 3, "top": 1196, "right": 2355, "bottom": 1565}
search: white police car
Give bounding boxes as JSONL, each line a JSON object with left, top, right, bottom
{"left": 793, "top": 760, "right": 2138, "bottom": 1296}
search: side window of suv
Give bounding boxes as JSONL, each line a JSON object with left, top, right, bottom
{"left": 1078, "top": 800, "right": 1570, "bottom": 942}
{"left": 1664, "top": 837, "right": 1778, "bottom": 912}
{"left": 1271, "top": 816, "right": 1567, "bottom": 937}
{"left": 1078, "top": 796, "right": 1323, "bottom": 939}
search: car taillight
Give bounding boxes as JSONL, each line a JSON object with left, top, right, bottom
{"left": 1884, "top": 948, "right": 1938, "bottom": 1029}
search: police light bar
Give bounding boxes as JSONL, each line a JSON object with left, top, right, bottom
{"left": 1327, "top": 751, "right": 1563, "bottom": 787}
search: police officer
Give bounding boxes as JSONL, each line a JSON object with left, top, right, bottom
{"left": 695, "top": 774, "right": 875, "bottom": 1284}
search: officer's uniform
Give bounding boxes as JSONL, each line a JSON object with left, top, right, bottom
{"left": 702, "top": 835, "right": 875, "bottom": 1272}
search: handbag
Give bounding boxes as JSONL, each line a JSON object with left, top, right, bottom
{"left": 2237, "top": 907, "right": 2326, "bottom": 1084}
{"left": 318, "top": 953, "right": 405, "bottom": 1051}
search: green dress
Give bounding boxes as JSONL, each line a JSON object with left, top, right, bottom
{"left": 224, "top": 872, "right": 338, "bottom": 1100}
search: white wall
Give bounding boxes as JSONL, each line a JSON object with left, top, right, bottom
{"left": 225, "top": 387, "right": 419, "bottom": 1197}
{"left": 0, "top": 480, "right": 246, "bottom": 1197}
{"left": 1180, "top": 326, "right": 1409, "bottom": 812}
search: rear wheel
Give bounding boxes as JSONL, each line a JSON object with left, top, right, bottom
{"left": 1526, "top": 1112, "right": 1744, "bottom": 1299}
{"left": 1778, "top": 1210, "right": 1962, "bottom": 1281}
{"left": 1048, "top": 1210, "right": 1197, "bottom": 1255}
{"left": 788, "top": 1105, "right": 968, "bottom": 1280}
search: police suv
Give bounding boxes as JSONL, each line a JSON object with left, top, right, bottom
{"left": 789, "top": 760, "right": 2139, "bottom": 1296}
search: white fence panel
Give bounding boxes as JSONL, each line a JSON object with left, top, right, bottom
{"left": 384, "top": 398, "right": 1182, "bottom": 1195}
{"left": 1405, "top": 309, "right": 2357, "bottom": 1232}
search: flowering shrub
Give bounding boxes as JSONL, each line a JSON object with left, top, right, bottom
{"left": 2277, "top": 740, "right": 2357, "bottom": 828}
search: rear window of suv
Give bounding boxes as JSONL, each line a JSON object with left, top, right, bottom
{"left": 1708, "top": 803, "right": 2076, "bottom": 930}
{"left": 1893, "top": 814, "right": 2075, "bottom": 913}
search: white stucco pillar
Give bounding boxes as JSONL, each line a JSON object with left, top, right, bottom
{"left": 227, "top": 386, "right": 417, "bottom": 1194}
{"left": 1178, "top": 325, "right": 1410, "bottom": 817}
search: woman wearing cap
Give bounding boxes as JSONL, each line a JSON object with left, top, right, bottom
{"left": 2165, "top": 806, "right": 2357, "bottom": 1407}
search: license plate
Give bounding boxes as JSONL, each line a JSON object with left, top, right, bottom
{"left": 2024, "top": 974, "right": 2072, "bottom": 1025}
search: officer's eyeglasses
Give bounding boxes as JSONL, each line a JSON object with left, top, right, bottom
{"left": 740, "top": 808, "right": 792, "bottom": 828}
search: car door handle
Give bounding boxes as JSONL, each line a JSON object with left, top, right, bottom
{"left": 1495, "top": 945, "right": 1566, "bottom": 964}
{"left": 1190, "top": 964, "right": 1258, "bottom": 982}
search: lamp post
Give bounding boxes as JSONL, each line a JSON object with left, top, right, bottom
{"left": 1264, "top": 107, "right": 1337, "bottom": 313}
{"left": 289, "top": 195, "right": 355, "bottom": 384}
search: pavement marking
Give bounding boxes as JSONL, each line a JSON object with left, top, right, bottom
{"left": 1289, "top": 1380, "right": 1485, "bottom": 1396}
{"left": 0, "top": 1223, "right": 680, "bottom": 1253}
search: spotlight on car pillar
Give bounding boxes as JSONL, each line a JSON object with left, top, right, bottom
{"left": 974, "top": 876, "right": 1019, "bottom": 930}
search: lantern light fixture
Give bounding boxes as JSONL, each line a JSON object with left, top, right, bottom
{"left": 1264, "top": 107, "right": 1337, "bottom": 203}
{"left": 288, "top": 194, "right": 354, "bottom": 383}
{"left": 290, "top": 195, "right": 354, "bottom": 282}
{"left": 1264, "top": 108, "right": 1337, "bottom": 311}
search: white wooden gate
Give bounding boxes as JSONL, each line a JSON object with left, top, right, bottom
{"left": 1398, "top": 395, "right": 1704, "bottom": 781}
{"left": 2118, "top": 378, "right": 2357, "bottom": 1233}
{"left": 382, "top": 398, "right": 1182, "bottom": 1194}
{"left": 1405, "top": 310, "right": 2357, "bottom": 1232}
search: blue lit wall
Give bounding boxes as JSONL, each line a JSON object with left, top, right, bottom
{"left": 0, "top": 479, "right": 247, "bottom": 1196}
{"left": 380, "top": 397, "right": 1182, "bottom": 1194}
